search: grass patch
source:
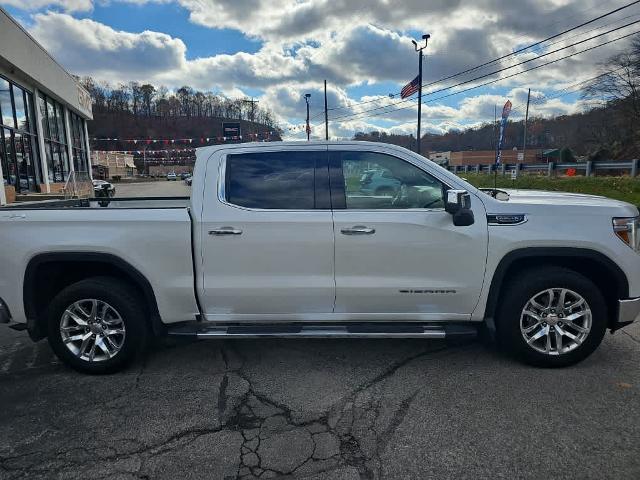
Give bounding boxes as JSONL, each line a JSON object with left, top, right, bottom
{"left": 458, "top": 173, "right": 640, "bottom": 206}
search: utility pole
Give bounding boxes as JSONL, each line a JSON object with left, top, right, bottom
{"left": 493, "top": 104, "right": 497, "bottom": 189}
{"left": 304, "top": 93, "right": 311, "bottom": 141}
{"left": 324, "top": 80, "right": 329, "bottom": 141}
{"left": 242, "top": 97, "right": 259, "bottom": 140}
{"left": 411, "top": 34, "right": 430, "bottom": 155}
{"left": 522, "top": 88, "right": 531, "bottom": 163}
{"left": 493, "top": 104, "right": 497, "bottom": 152}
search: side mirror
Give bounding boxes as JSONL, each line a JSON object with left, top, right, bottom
{"left": 445, "top": 189, "right": 475, "bottom": 226}
{"left": 445, "top": 189, "right": 471, "bottom": 214}
{"left": 452, "top": 209, "right": 475, "bottom": 226}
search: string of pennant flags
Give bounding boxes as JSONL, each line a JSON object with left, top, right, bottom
{"left": 103, "top": 149, "right": 196, "bottom": 154}
{"left": 137, "top": 159, "right": 196, "bottom": 164}
{"left": 90, "top": 130, "right": 279, "bottom": 144}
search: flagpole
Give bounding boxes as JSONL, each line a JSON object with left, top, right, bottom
{"left": 417, "top": 48, "right": 423, "bottom": 155}
{"left": 494, "top": 104, "right": 498, "bottom": 192}
{"left": 412, "top": 34, "right": 430, "bottom": 155}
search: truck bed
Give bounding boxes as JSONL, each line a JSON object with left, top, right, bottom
{"left": 0, "top": 197, "right": 200, "bottom": 325}
{"left": 0, "top": 197, "right": 191, "bottom": 209}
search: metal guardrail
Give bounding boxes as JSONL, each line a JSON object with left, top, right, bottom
{"left": 448, "top": 159, "right": 639, "bottom": 177}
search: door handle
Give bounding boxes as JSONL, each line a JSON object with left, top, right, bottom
{"left": 341, "top": 225, "right": 375, "bottom": 235}
{"left": 209, "top": 227, "right": 243, "bottom": 236}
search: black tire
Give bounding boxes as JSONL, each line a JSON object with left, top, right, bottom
{"left": 496, "top": 266, "right": 607, "bottom": 367}
{"left": 47, "top": 277, "right": 148, "bottom": 374}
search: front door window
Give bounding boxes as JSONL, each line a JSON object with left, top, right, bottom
{"left": 339, "top": 151, "right": 445, "bottom": 210}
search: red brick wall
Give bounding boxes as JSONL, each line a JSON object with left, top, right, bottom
{"left": 450, "top": 150, "right": 542, "bottom": 166}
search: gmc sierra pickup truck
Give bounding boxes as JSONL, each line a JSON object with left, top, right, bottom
{"left": 1, "top": 141, "right": 639, "bottom": 373}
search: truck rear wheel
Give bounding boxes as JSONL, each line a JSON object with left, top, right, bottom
{"left": 496, "top": 266, "right": 607, "bottom": 367}
{"left": 46, "top": 277, "right": 147, "bottom": 374}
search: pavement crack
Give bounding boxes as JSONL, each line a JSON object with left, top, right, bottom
{"left": 221, "top": 345, "right": 230, "bottom": 370}
{"left": 218, "top": 374, "right": 229, "bottom": 416}
{"left": 622, "top": 330, "right": 640, "bottom": 344}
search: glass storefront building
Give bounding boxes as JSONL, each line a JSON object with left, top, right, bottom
{"left": 0, "top": 76, "right": 41, "bottom": 192}
{"left": 0, "top": 7, "right": 93, "bottom": 203}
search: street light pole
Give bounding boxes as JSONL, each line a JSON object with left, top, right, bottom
{"left": 304, "top": 93, "right": 311, "bottom": 141}
{"left": 412, "top": 34, "right": 430, "bottom": 155}
{"left": 324, "top": 80, "right": 329, "bottom": 141}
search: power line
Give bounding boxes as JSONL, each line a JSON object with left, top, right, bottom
{"left": 531, "top": 65, "right": 629, "bottom": 103}
{"left": 327, "top": 24, "right": 640, "bottom": 124}
{"left": 330, "top": 18, "right": 640, "bottom": 121}
{"left": 321, "top": 28, "right": 640, "bottom": 126}
{"left": 325, "top": 0, "right": 640, "bottom": 115}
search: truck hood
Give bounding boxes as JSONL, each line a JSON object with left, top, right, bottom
{"left": 493, "top": 189, "right": 639, "bottom": 216}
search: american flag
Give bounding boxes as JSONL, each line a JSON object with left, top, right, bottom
{"left": 400, "top": 75, "right": 420, "bottom": 99}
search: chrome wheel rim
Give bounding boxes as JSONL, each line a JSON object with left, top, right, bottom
{"left": 520, "top": 288, "right": 591, "bottom": 356}
{"left": 60, "top": 299, "right": 126, "bottom": 362}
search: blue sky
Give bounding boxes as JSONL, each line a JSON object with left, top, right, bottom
{"left": 1, "top": 0, "right": 632, "bottom": 139}
{"left": 89, "top": 2, "right": 261, "bottom": 59}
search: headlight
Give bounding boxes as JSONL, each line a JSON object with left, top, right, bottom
{"left": 613, "top": 217, "right": 640, "bottom": 252}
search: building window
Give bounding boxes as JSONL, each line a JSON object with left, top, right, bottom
{"left": 0, "top": 76, "right": 41, "bottom": 193}
{"left": 69, "top": 111, "right": 89, "bottom": 173}
{"left": 38, "top": 93, "right": 70, "bottom": 183}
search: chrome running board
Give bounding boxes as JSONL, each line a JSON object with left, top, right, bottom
{"left": 166, "top": 322, "right": 478, "bottom": 339}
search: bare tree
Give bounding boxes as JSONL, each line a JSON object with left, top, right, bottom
{"left": 140, "top": 84, "right": 156, "bottom": 116}
{"left": 79, "top": 76, "right": 280, "bottom": 133}
{"left": 129, "top": 82, "right": 143, "bottom": 115}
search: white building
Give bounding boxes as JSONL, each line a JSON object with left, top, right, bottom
{"left": 0, "top": 7, "right": 92, "bottom": 204}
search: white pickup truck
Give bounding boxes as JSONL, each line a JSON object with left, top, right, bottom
{"left": 1, "top": 141, "right": 639, "bottom": 373}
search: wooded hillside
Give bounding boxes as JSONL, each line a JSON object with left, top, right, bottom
{"left": 80, "top": 77, "right": 282, "bottom": 154}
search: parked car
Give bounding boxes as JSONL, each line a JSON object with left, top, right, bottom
{"left": 180, "top": 172, "right": 191, "bottom": 180}
{"left": 92, "top": 179, "right": 115, "bottom": 197}
{"left": 359, "top": 169, "right": 401, "bottom": 196}
{"left": 1, "top": 141, "right": 639, "bottom": 374}
{"left": 166, "top": 172, "right": 177, "bottom": 181}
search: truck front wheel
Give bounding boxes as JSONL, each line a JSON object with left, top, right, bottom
{"left": 496, "top": 266, "right": 607, "bottom": 367}
{"left": 46, "top": 277, "right": 148, "bottom": 374}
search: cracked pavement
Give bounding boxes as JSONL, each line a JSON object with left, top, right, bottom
{"left": 1, "top": 322, "right": 640, "bottom": 479}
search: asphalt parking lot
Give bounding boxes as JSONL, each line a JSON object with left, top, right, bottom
{"left": 1, "top": 325, "right": 640, "bottom": 479}
{"left": 114, "top": 180, "right": 191, "bottom": 197}
{"left": 1, "top": 182, "right": 639, "bottom": 479}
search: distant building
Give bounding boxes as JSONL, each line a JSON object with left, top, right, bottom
{"left": 91, "top": 151, "right": 134, "bottom": 180}
{"left": 540, "top": 149, "right": 561, "bottom": 161}
{"left": 0, "top": 7, "right": 92, "bottom": 204}
{"left": 427, "top": 151, "right": 450, "bottom": 165}
{"left": 450, "top": 150, "right": 543, "bottom": 166}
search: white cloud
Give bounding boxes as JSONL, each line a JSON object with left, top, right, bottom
{"left": 17, "top": 0, "right": 636, "bottom": 138}
{"left": 0, "top": 0, "right": 92, "bottom": 12}
{"left": 30, "top": 12, "right": 187, "bottom": 77}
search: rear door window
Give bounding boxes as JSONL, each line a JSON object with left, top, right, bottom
{"left": 225, "top": 151, "right": 323, "bottom": 209}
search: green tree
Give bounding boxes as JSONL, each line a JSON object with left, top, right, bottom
{"left": 560, "top": 147, "right": 575, "bottom": 163}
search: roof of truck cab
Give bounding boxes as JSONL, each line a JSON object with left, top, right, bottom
{"left": 195, "top": 140, "right": 414, "bottom": 155}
